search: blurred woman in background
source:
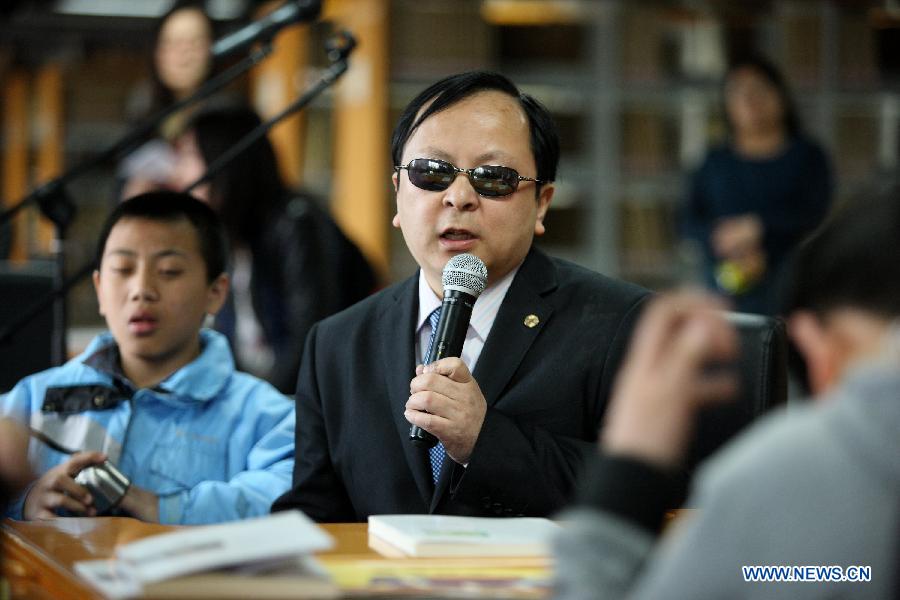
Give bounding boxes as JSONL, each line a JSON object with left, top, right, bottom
{"left": 683, "top": 55, "right": 833, "bottom": 315}
{"left": 120, "top": 0, "right": 221, "bottom": 199}
{"left": 173, "top": 106, "right": 376, "bottom": 393}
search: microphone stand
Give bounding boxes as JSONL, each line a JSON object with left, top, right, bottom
{"left": 184, "top": 31, "right": 357, "bottom": 195}
{"left": 0, "top": 44, "right": 274, "bottom": 227}
{"left": 0, "top": 32, "right": 358, "bottom": 364}
{"left": 0, "top": 44, "right": 273, "bottom": 364}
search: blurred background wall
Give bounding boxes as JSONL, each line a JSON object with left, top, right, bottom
{"left": 1, "top": 0, "right": 899, "bottom": 340}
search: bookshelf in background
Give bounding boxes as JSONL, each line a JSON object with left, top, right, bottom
{"left": 486, "top": 0, "right": 900, "bottom": 291}
{"left": 3, "top": 0, "right": 899, "bottom": 305}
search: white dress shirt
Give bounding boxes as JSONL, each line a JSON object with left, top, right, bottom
{"left": 415, "top": 264, "right": 520, "bottom": 369}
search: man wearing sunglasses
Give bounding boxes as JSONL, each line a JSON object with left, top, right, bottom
{"left": 273, "top": 71, "right": 650, "bottom": 522}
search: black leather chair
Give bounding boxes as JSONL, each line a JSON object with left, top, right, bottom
{"left": 0, "top": 264, "right": 54, "bottom": 392}
{"left": 686, "top": 312, "right": 788, "bottom": 470}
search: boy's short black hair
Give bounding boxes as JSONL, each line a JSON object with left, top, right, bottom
{"left": 781, "top": 185, "right": 900, "bottom": 319}
{"left": 390, "top": 71, "right": 560, "bottom": 187}
{"left": 96, "top": 191, "right": 229, "bottom": 282}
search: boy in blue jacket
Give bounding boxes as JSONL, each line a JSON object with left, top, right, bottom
{"left": 1, "top": 191, "right": 295, "bottom": 525}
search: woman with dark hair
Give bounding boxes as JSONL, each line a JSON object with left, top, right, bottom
{"left": 683, "top": 55, "right": 833, "bottom": 315}
{"left": 120, "top": 0, "right": 220, "bottom": 199}
{"left": 173, "top": 106, "right": 377, "bottom": 393}
{"left": 146, "top": 0, "right": 215, "bottom": 135}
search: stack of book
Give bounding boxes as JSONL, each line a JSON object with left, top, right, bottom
{"left": 367, "top": 514, "right": 561, "bottom": 558}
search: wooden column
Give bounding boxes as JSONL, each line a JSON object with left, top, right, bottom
{"left": 2, "top": 71, "right": 30, "bottom": 263}
{"left": 33, "top": 63, "right": 65, "bottom": 253}
{"left": 324, "top": 0, "right": 390, "bottom": 279}
{"left": 250, "top": 1, "right": 309, "bottom": 188}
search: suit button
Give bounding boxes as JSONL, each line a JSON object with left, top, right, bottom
{"left": 492, "top": 503, "right": 504, "bottom": 515}
{"left": 481, "top": 496, "right": 491, "bottom": 509}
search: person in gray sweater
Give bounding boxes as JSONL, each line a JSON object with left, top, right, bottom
{"left": 554, "top": 187, "right": 900, "bottom": 600}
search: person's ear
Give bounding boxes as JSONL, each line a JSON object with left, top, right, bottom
{"left": 205, "top": 273, "right": 229, "bottom": 316}
{"left": 391, "top": 171, "right": 403, "bottom": 229}
{"left": 92, "top": 270, "right": 105, "bottom": 317}
{"left": 533, "top": 183, "right": 554, "bottom": 237}
{"left": 788, "top": 311, "right": 838, "bottom": 396}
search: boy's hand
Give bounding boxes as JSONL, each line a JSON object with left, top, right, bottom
{"left": 119, "top": 484, "right": 160, "bottom": 523}
{"left": 23, "top": 451, "right": 106, "bottom": 520}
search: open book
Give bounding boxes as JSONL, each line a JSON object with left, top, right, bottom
{"left": 75, "top": 511, "right": 338, "bottom": 599}
{"left": 367, "top": 514, "right": 561, "bottom": 558}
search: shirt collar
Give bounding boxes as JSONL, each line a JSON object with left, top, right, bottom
{"left": 415, "top": 261, "right": 521, "bottom": 340}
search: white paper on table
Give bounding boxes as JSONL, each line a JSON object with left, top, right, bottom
{"left": 115, "top": 510, "right": 333, "bottom": 583}
{"left": 75, "top": 559, "right": 143, "bottom": 599}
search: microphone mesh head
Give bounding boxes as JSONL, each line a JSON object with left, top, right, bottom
{"left": 442, "top": 254, "right": 488, "bottom": 297}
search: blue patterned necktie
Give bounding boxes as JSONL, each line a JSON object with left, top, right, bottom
{"left": 423, "top": 307, "right": 446, "bottom": 485}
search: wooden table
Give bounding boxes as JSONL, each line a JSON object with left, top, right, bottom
{"left": 1, "top": 518, "right": 553, "bottom": 599}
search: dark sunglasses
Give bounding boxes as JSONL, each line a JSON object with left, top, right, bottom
{"left": 395, "top": 158, "right": 548, "bottom": 198}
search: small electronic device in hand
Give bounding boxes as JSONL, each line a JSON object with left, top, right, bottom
{"left": 29, "top": 428, "right": 131, "bottom": 514}
{"left": 74, "top": 460, "right": 131, "bottom": 514}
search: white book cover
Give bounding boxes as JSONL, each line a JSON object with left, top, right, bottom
{"left": 367, "top": 514, "right": 561, "bottom": 557}
{"left": 117, "top": 510, "right": 333, "bottom": 583}
{"left": 75, "top": 511, "right": 335, "bottom": 598}
{"left": 76, "top": 555, "right": 338, "bottom": 599}
{"left": 75, "top": 559, "right": 144, "bottom": 599}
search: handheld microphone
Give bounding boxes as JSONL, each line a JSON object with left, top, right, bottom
{"left": 211, "top": 0, "right": 322, "bottom": 59}
{"left": 410, "top": 254, "right": 488, "bottom": 448}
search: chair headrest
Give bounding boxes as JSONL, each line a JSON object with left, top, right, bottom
{"left": 686, "top": 311, "right": 788, "bottom": 470}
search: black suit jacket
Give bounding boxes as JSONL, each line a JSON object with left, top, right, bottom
{"left": 273, "top": 247, "right": 649, "bottom": 521}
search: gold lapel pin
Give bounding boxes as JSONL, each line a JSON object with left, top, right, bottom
{"left": 523, "top": 314, "right": 540, "bottom": 328}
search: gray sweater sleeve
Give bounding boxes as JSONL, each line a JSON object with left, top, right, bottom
{"left": 554, "top": 368, "right": 900, "bottom": 600}
{"left": 552, "top": 454, "right": 685, "bottom": 600}
{"left": 553, "top": 455, "right": 750, "bottom": 600}
{"left": 554, "top": 508, "right": 657, "bottom": 600}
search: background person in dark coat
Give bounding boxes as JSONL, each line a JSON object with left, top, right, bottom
{"left": 172, "top": 106, "right": 376, "bottom": 393}
{"left": 683, "top": 55, "right": 833, "bottom": 315}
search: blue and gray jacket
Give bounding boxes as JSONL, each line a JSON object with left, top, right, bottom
{"left": 1, "top": 329, "right": 294, "bottom": 525}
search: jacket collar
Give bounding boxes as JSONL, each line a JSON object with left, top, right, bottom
{"left": 430, "top": 247, "right": 557, "bottom": 506}
{"left": 81, "top": 329, "right": 234, "bottom": 404}
{"left": 380, "top": 274, "right": 433, "bottom": 508}
{"left": 471, "top": 246, "right": 557, "bottom": 407}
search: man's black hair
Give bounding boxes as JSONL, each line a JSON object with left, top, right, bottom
{"left": 724, "top": 54, "right": 803, "bottom": 138}
{"left": 390, "top": 71, "right": 560, "bottom": 189}
{"left": 96, "top": 191, "right": 229, "bottom": 282}
{"left": 780, "top": 185, "right": 900, "bottom": 319}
